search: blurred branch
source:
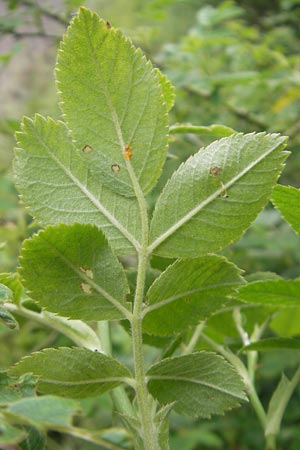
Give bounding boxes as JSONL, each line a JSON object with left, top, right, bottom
{"left": 2, "top": 30, "right": 60, "bottom": 39}
{"left": 18, "top": 0, "right": 69, "bottom": 26}
{"left": 183, "top": 85, "right": 268, "bottom": 131}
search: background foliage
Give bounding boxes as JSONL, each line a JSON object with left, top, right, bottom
{"left": 1, "top": 1, "right": 300, "bottom": 449}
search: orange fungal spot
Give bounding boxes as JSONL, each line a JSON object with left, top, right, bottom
{"left": 124, "top": 144, "right": 132, "bottom": 160}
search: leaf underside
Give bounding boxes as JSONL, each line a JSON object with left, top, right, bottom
{"left": 9, "top": 348, "right": 132, "bottom": 399}
{"left": 143, "top": 255, "right": 244, "bottom": 336}
{"left": 19, "top": 223, "right": 130, "bottom": 321}
{"left": 14, "top": 115, "right": 142, "bottom": 254}
{"left": 149, "top": 132, "right": 288, "bottom": 258}
{"left": 147, "top": 352, "right": 247, "bottom": 418}
{"left": 236, "top": 279, "right": 300, "bottom": 307}
{"left": 56, "top": 7, "right": 169, "bottom": 197}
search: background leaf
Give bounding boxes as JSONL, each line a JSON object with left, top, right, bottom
{"left": 19, "top": 223, "right": 130, "bottom": 321}
{"left": 236, "top": 279, "right": 300, "bottom": 307}
{"left": 143, "top": 255, "right": 244, "bottom": 336}
{"left": 241, "top": 338, "right": 300, "bottom": 352}
{"left": 0, "top": 423, "right": 27, "bottom": 446}
{"left": 9, "top": 348, "right": 132, "bottom": 398}
{"left": 14, "top": 115, "right": 142, "bottom": 255}
{"left": 56, "top": 7, "right": 169, "bottom": 197}
{"left": 147, "top": 352, "right": 247, "bottom": 418}
{"left": 149, "top": 133, "right": 288, "bottom": 258}
{"left": 271, "top": 184, "right": 300, "bottom": 234}
{"left": 7, "top": 396, "right": 80, "bottom": 428}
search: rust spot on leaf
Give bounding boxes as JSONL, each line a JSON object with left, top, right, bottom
{"left": 124, "top": 144, "right": 132, "bottom": 160}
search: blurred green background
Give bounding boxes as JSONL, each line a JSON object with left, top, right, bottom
{"left": 1, "top": 1, "right": 300, "bottom": 449}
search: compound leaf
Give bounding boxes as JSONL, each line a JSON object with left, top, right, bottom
{"left": 143, "top": 255, "right": 244, "bottom": 336}
{"left": 19, "top": 224, "right": 130, "bottom": 321}
{"left": 149, "top": 133, "right": 288, "bottom": 258}
{"left": 147, "top": 352, "right": 247, "bottom": 418}
{"left": 271, "top": 184, "right": 300, "bottom": 234}
{"left": 56, "top": 7, "right": 169, "bottom": 197}
{"left": 9, "top": 348, "right": 132, "bottom": 399}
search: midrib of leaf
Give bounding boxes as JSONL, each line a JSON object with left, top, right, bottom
{"left": 39, "top": 233, "right": 131, "bottom": 320}
{"left": 143, "top": 282, "right": 239, "bottom": 316}
{"left": 147, "top": 375, "right": 245, "bottom": 400}
{"left": 149, "top": 140, "right": 284, "bottom": 252}
{"left": 30, "top": 121, "right": 140, "bottom": 250}
{"left": 82, "top": 16, "right": 149, "bottom": 244}
{"left": 39, "top": 377, "right": 133, "bottom": 386}
{"left": 82, "top": 15, "right": 125, "bottom": 153}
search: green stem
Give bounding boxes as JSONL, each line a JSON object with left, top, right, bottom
{"left": 63, "top": 426, "right": 129, "bottom": 450}
{"left": 183, "top": 322, "right": 205, "bottom": 354}
{"left": 124, "top": 136, "right": 161, "bottom": 448}
{"left": 131, "top": 250, "right": 160, "bottom": 450}
{"left": 169, "top": 123, "right": 236, "bottom": 137}
{"left": 265, "top": 434, "right": 277, "bottom": 450}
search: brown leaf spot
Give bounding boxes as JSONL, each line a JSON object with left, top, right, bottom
{"left": 82, "top": 145, "right": 93, "bottom": 154}
{"left": 111, "top": 164, "right": 120, "bottom": 173}
{"left": 106, "top": 21, "right": 112, "bottom": 29}
{"left": 79, "top": 267, "right": 94, "bottom": 279}
{"left": 80, "top": 282, "right": 92, "bottom": 295}
{"left": 210, "top": 166, "right": 221, "bottom": 177}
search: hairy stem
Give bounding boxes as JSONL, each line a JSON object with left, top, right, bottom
{"left": 131, "top": 249, "right": 160, "bottom": 450}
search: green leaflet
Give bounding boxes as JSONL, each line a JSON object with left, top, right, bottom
{"left": 265, "top": 369, "right": 300, "bottom": 439}
{"left": 19, "top": 224, "right": 130, "bottom": 321}
{"left": 154, "top": 68, "right": 175, "bottom": 112}
{"left": 271, "top": 184, "right": 300, "bottom": 234}
{"left": 149, "top": 133, "right": 288, "bottom": 258}
{"left": 143, "top": 255, "right": 244, "bottom": 336}
{"left": 14, "top": 115, "right": 142, "bottom": 254}
{"left": 0, "top": 423, "right": 27, "bottom": 446}
{"left": 147, "top": 352, "right": 247, "bottom": 418}
{"left": 0, "top": 273, "right": 24, "bottom": 303}
{"left": 271, "top": 308, "right": 300, "bottom": 337}
{"left": 18, "top": 426, "right": 46, "bottom": 450}
{"left": 236, "top": 279, "right": 300, "bottom": 307}
{"left": 0, "top": 283, "right": 13, "bottom": 302}
{"left": 0, "top": 372, "right": 36, "bottom": 407}
{"left": 7, "top": 396, "right": 80, "bottom": 428}
{"left": 241, "top": 338, "right": 300, "bottom": 352}
{"left": 0, "top": 306, "right": 18, "bottom": 329}
{"left": 9, "top": 348, "right": 132, "bottom": 399}
{"left": 56, "top": 7, "right": 169, "bottom": 197}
